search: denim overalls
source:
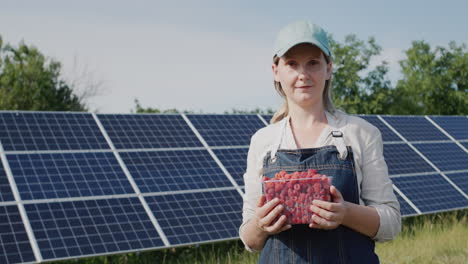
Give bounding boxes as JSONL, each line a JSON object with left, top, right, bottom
{"left": 258, "top": 116, "right": 379, "bottom": 264}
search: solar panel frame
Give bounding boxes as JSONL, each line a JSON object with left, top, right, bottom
{"left": 211, "top": 147, "right": 249, "bottom": 186}
{"left": 382, "top": 116, "right": 450, "bottom": 141}
{"left": 97, "top": 114, "right": 204, "bottom": 149}
{"left": 412, "top": 143, "right": 468, "bottom": 172}
{"left": 24, "top": 197, "right": 166, "bottom": 262}
{"left": 429, "top": 116, "right": 468, "bottom": 140}
{"left": 0, "top": 161, "right": 14, "bottom": 202}
{"left": 7, "top": 152, "right": 135, "bottom": 200}
{"left": 186, "top": 114, "right": 266, "bottom": 147}
{"left": 359, "top": 115, "right": 402, "bottom": 142}
{"left": 0, "top": 205, "right": 36, "bottom": 264}
{"left": 383, "top": 143, "right": 436, "bottom": 176}
{"left": 119, "top": 150, "right": 235, "bottom": 193}
{"left": 145, "top": 189, "right": 242, "bottom": 246}
{"left": 392, "top": 174, "right": 468, "bottom": 213}
{"left": 0, "top": 112, "right": 110, "bottom": 151}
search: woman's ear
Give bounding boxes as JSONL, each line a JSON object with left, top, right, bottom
{"left": 326, "top": 62, "right": 332, "bottom": 80}
{"left": 272, "top": 63, "right": 280, "bottom": 82}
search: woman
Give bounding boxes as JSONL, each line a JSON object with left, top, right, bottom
{"left": 239, "top": 20, "right": 401, "bottom": 263}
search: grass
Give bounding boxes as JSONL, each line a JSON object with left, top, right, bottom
{"left": 56, "top": 209, "right": 467, "bottom": 264}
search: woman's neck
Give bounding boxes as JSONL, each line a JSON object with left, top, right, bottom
{"left": 288, "top": 101, "right": 328, "bottom": 130}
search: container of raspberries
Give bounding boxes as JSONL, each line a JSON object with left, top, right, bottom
{"left": 262, "top": 169, "right": 332, "bottom": 224}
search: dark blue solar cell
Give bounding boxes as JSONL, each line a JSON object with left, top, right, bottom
{"left": 430, "top": 116, "right": 468, "bottom": 140}
{"left": 359, "top": 115, "right": 402, "bottom": 142}
{"left": 462, "top": 142, "right": 468, "bottom": 150}
{"left": 0, "top": 112, "right": 109, "bottom": 151}
{"left": 392, "top": 174, "right": 468, "bottom": 213}
{"left": 24, "top": 198, "right": 164, "bottom": 261}
{"left": 383, "top": 143, "right": 435, "bottom": 176}
{"left": 187, "top": 115, "right": 265, "bottom": 146}
{"left": 8, "top": 152, "right": 134, "bottom": 200}
{"left": 413, "top": 143, "right": 468, "bottom": 172}
{"left": 0, "top": 162, "right": 14, "bottom": 202}
{"left": 0, "top": 205, "right": 35, "bottom": 264}
{"left": 212, "top": 148, "right": 248, "bottom": 186}
{"left": 146, "top": 189, "right": 242, "bottom": 245}
{"left": 393, "top": 191, "right": 418, "bottom": 216}
{"left": 261, "top": 115, "right": 273, "bottom": 124}
{"left": 98, "top": 114, "right": 202, "bottom": 149}
{"left": 120, "top": 150, "right": 233, "bottom": 193}
{"left": 444, "top": 172, "right": 468, "bottom": 195}
{"left": 382, "top": 116, "right": 448, "bottom": 141}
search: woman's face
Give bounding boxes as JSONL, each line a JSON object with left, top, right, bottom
{"left": 272, "top": 43, "right": 332, "bottom": 108}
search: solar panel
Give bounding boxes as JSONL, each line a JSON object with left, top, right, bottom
{"left": 462, "top": 142, "right": 468, "bottom": 150}
{"left": 25, "top": 198, "right": 164, "bottom": 261}
{"left": 98, "top": 114, "right": 203, "bottom": 149}
{"left": 212, "top": 148, "right": 248, "bottom": 186}
{"left": 145, "top": 189, "right": 242, "bottom": 246}
{"left": 0, "top": 112, "right": 109, "bottom": 151}
{"left": 187, "top": 115, "right": 265, "bottom": 146}
{"left": 392, "top": 174, "right": 468, "bottom": 213}
{"left": 0, "top": 161, "right": 14, "bottom": 202}
{"left": 393, "top": 191, "right": 418, "bottom": 216}
{"left": 359, "top": 115, "right": 402, "bottom": 142}
{"left": 1, "top": 110, "right": 467, "bottom": 264}
{"left": 382, "top": 116, "right": 449, "bottom": 141}
{"left": 8, "top": 152, "right": 134, "bottom": 200}
{"left": 412, "top": 143, "right": 468, "bottom": 172}
{"left": 430, "top": 116, "right": 468, "bottom": 140}
{"left": 443, "top": 172, "right": 468, "bottom": 194}
{"left": 383, "top": 143, "right": 435, "bottom": 175}
{"left": 0, "top": 205, "right": 35, "bottom": 264}
{"left": 120, "top": 150, "right": 233, "bottom": 193}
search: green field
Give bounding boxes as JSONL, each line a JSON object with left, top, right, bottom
{"left": 56, "top": 209, "right": 467, "bottom": 264}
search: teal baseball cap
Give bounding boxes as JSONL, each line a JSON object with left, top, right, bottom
{"left": 273, "top": 20, "right": 332, "bottom": 59}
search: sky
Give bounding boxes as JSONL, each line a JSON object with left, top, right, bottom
{"left": 1, "top": 0, "right": 467, "bottom": 114}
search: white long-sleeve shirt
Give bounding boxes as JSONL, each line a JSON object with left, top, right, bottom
{"left": 240, "top": 110, "right": 401, "bottom": 251}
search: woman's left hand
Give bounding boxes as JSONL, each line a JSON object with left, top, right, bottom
{"left": 309, "top": 186, "right": 348, "bottom": 230}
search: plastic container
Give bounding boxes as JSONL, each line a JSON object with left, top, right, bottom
{"left": 262, "top": 170, "right": 332, "bottom": 225}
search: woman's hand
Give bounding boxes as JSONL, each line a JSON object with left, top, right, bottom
{"left": 255, "top": 195, "right": 292, "bottom": 234}
{"left": 308, "top": 186, "right": 348, "bottom": 230}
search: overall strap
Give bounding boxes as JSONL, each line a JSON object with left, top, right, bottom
{"left": 326, "top": 111, "right": 348, "bottom": 160}
{"left": 269, "top": 117, "right": 288, "bottom": 161}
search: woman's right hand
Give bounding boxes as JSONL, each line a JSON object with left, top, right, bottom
{"left": 255, "top": 195, "right": 292, "bottom": 235}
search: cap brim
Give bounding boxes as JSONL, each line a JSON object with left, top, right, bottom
{"left": 275, "top": 39, "right": 330, "bottom": 58}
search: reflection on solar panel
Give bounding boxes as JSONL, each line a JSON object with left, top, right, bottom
{"left": 8, "top": 152, "right": 134, "bottom": 200}
{"left": 0, "top": 112, "right": 109, "bottom": 151}
{"left": 430, "top": 116, "right": 468, "bottom": 140}
{"left": 0, "top": 161, "right": 14, "bottom": 202}
{"left": 0, "top": 111, "right": 467, "bottom": 263}
{"left": 0, "top": 205, "right": 35, "bottom": 264}
{"left": 187, "top": 115, "right": 265, "bottom": 146}
{"left": 413, "top": 143, "right": 468, "bottom": 172}
{"left": 120, "top": 150, "right": 233, "bottom": 193}
{"left": 146, "top": 189, "right": 242, "bottom": 245}
{"left": 212, "top": 148, "right": 249, "bottom": 186}
{"left": 98, "top": 114, "right": 203, "bottom": 149}
{"left": 392, "top": 174, "right": 468, "bottom": 213}
{"left": 383, "top": 144, "right": 435, "bottom": 175}
{"left": 383, "top": 116, "right": 449, "bottom": 141}
{"left": 359, "top": 115, "right": 402, "bottom": 142}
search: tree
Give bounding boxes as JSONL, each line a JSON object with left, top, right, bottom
{"left": 329, "top": 34, "right": 395, "bottom": 114}
{"left": 393, "top": 40, "right": 468, "bottom": 115}
{"left": 0, "top": 36, "right": 87, "bottom": 111}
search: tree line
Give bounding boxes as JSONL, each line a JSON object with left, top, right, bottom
{"left": 0, "top": 34, "right": 466, "bottom": 115}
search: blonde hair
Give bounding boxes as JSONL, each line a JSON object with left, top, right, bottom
{"left": 270, "top": 52, "right": 335, "bottom": 124}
